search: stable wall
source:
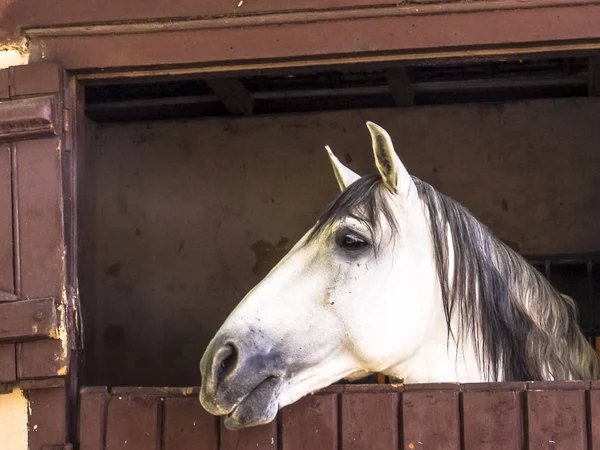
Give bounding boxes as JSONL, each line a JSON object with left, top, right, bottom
{"left": 83, "top": 97, "right": 600, "bottom": 386}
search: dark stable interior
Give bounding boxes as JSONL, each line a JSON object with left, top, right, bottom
{"left": 80, "top": 57, "right": 600, "bottom": 387}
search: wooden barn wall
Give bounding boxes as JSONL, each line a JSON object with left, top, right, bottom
{"left": 83, "top": 97, "right": 600, "bottom": 386}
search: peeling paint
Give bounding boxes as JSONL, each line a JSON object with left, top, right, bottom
{"left": 179, "top": 387, "right": 195, "bottom": 396}
{"left": 0, "top": 38, "right": 29, "bottom": 69}
{"left": 56, "top": 246, "right": 70, "bottom": 364}
{"left": 56, "top": 293, "right": 70, "bottom": 372}
{"left": 0, "top": 389, "right": 28, "bottom": 450}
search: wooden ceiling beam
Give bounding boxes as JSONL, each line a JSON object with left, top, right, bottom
{"left": 205, "top": 78, "right": 254, "bottom": 115}
{"left": 385, "top": 67, "right": 414, "bottom": 107}
{"left": 589, "top": 57, "right": 600, "bottom": 96}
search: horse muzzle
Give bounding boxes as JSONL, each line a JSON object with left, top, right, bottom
{"left": 199, "top": 334, "right": 286, "bottom": 429}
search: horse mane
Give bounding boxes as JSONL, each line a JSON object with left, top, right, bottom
{"left": 310, "top": 173, "right": 599, "bottom": 381}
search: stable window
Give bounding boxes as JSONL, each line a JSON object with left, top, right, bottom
{"left": 79, "top": 57, "right": 600, "bottom": 388}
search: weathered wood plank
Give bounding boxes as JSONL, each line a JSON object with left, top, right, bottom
{"left": 589, "top": 385, "right": 600, "bottom": 449}
{"left": 220, "top": 418, "right": 277, "bottom": 450}
{"left": 402, "top": 385, "right": 460, "bottom": 450}
{"left": 0, "top": 297, "right": 58, "bottom": 341}
{"left": 163, "top": 396, "right": 218, "bottom": 450}
{"left": 17, "top": 339, "right": 66, "bottom": 379}
{"left": 0, "top": 68, "right": 8, "bottom": 100}
{"left": 30, "top": 4, "right": 600, "bottom": 72}
{"left": 18, "top": 378, "right": 65, "bottom": 391}
{"left": 27, "top": 387, "right": 67, "bottom": 450}
{"left": 281, "top": 394, "right": 337, "bottom": 450}
{"left": 78, "top": 387, "right": 109, "bottom": 450}
{"left": 105, "top": 395, "right": 162, "bottom": 450}
{"left": 10, "top": 62, "right": 62, "bottom": 98}
{"left": 0, "top": 343, "right": 16, "bottom": 382}
{"left": 15, "top": 138, "right": 65, "bottom": 298}
{"left": 0, "top": 143, "right": 13, "bottom": 297}
{"left": 462, "top": 384, "right": 524, "bottom": 450}
{"left": 341, "top": 392, "right": 398, "bottom": 450}
{"left": 0, "top": 96, "right": 60, "bottom": 142}
{"left": 526, "top": 383, "right": 587, "bottom": 449}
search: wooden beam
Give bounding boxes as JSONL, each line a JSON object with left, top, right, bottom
{"left": 386, "top": 67, "right": 414, "bottom": 107}
{"left": 0, "top": 297, "right": 59, "bottom": 342}
{"left": 0, "top": 344, "right": 16, "bottom": 382}
{"left": 589, "top": 57, "right": 600, "bottom": 96}
{"left": 205, "top": 78, "right": 254, "bottom": 115}
{"left": 17, "top": 339, "right": 66, "bottom": 379}
{"left": 0, "top": 95, "right": 60, "bottom": 142}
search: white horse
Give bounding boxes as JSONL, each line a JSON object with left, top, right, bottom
{"left": 199, "top": 122, "right": 598, "bottom": 430}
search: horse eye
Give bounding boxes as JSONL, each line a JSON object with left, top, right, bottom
{"left": 339, "top": 234, "right": 368, "bottom": 251}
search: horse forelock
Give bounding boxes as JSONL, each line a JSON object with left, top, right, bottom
{"left": 309, "top": 173, "right": 598, "bottom": 381}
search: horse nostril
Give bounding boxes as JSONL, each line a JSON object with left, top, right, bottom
{"left": 213, "top": 343, "right": 239, "bottom": 385}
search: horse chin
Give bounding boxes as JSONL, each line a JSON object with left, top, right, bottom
{"left": 223, "top": 377, "right": 282, "bottom": 430}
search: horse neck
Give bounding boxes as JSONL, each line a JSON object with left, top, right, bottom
{"left": 385, "top": 286, "right": 488, "bottom": 384}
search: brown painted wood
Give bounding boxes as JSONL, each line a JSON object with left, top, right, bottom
{"left": 526, "top": 388, "right": 587, "bottom": 449}
{"left": 462, "top": 387, "right": 524, "bottom": 450}
{"left": 0, "top": 96, "right": 60, "bottom": 142}
{"left": 320, "top": 383, "right": 402, "bottom": 394}
{"left": 0, "top": 343, "right": 16, "bottom": 382}
{"left": 9, "top": 62, "right": 62, "bottom": 98}
{"left": 281, "top": 394, "right": 337, "bottom": 450}
{"left": 402, "top": 387, "right": 460, "bottom": 450}
{"left": 341, "top": 392, "right": 398, "bottom": 450}
{"left": 0, "top": 143, "right": 13, "bottom": 297}
{"left": 0, "top": 297, "right": 58, "bottom": 341}
{"left": 15, "top": 138, "right": 65, "bottom": 299}
{"left": 1, "top": 0, "right": 412, "bottom": 41}
{"left": 105, "top": 395, "right": 162, "bottom": 450}
{"left": 27, "top": 3, "right": 600, "bottom": 72}
{"left": 17, "top": 339, "right": 65, "bottom": 379}
{"left": 19, "top": 377, "right": 65, "bottom": 390}
{"left": 163, "top": 396, "right": 218, "bottom": 450}
{"left": 0, "top": 291, "right": 17, "bottom": 301}
{"left": 220, "top": 418, "right": 277, "bottom": 450}
{"left": 589, "top": 387, "right": 600, "bottom": 449}
{"left": 78, "top": 387, "right": 109, "bottom": 450}
{"left": 27, "top": 387, "right": 67, "bottom": 450}
{"left": 205, "top": 78, "right": 254, "bottom": 115}
{"left": 0, "top": 69, "right": 9, "bottom": 100}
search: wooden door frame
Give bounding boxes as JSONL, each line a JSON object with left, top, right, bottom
{"left": 0, "top": 61, "right": 80, "bottom": 450}
{"left": 22, "top": 0, "right": 600, "bottom": 82}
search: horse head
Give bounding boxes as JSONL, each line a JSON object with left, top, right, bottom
{"left": 199, "top": 122, "right": 446, "bottom": 429}
{"left": 199, "top": 121, "right": 599, "bottom": 430}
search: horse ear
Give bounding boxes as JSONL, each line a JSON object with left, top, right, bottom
{"left": 366, "top": 121, "right": 413, "bottom": 195}
{"left": 325, "top": 145, "right": 361, "bottom": 191}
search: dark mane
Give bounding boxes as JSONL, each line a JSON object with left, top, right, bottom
{"left": 310, "top": 174, "right": 599, "bottom": 381}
